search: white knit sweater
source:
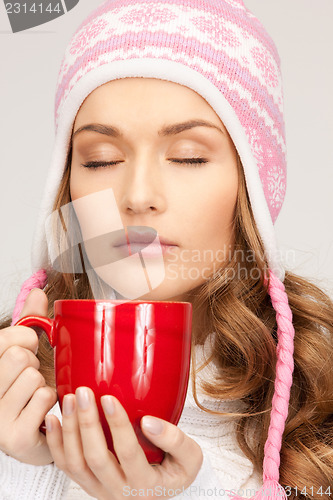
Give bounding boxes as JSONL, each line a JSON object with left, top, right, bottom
{"left": 0, "top": 336, "right": 263, "bottom": 499}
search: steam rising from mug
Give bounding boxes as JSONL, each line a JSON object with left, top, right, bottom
{"left": 45, "top": 188, "right": 165, "bottom": 300}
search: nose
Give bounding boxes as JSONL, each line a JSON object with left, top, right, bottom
{"left": 118, "top": 158, "right": 167, "bottom": 216}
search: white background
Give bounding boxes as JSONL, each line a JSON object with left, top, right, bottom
{"left": 1, "top": 0, "right": 332, "bottom": 317}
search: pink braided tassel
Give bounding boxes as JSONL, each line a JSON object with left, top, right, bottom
{"left": 11, "top": 269, "right": 48, "bottom": 326}
{"left": 226, "top": 270, "right": 295, "bottom": 500}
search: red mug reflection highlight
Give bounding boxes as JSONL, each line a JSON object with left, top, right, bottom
{"left": 15, "top": 300, "right": 192, "bottom": 464}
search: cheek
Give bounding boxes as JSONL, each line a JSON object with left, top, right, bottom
{"left": 70, "top": 169, "right": 85, "bottom": 201}
{"left": 188, "top": 174, "right": 238, "bottom": 230}
{"left": 69, "top": 173, "right": 123, "bottom": 241}
{"left": 70, "top": 166, "right": 114, "bottom": 202}
{"left": 213, "top": 182, "right": 238, "bottom": 224}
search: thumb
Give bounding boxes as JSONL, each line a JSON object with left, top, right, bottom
{"left": 140, "top": 415, "right": 203, "bottom": 486}
{"left": 19, "top": 287, "right": 49, "bottom": 320}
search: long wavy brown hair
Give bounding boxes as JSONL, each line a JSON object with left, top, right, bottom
{"left": 1, "top": 146, "right": 333, "bottom": 499}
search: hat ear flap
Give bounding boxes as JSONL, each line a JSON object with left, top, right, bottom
{"left": 11, "top": 269, "right": 48, "bottom": 326}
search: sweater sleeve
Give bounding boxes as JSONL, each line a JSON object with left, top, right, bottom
{"left": 168, "top": 450, "right": 262, "bottom": 499}
{"left": 0, "top": 448, "right": 71, "bottom": 500}
{"left": 0, "top": 402, "right": 71, "bottom": 500}
{"left": 170, "top": 433, "right": 262, "bottom": 499}
{"left": 173, "top": 452, "right": 231, "bottom": 499}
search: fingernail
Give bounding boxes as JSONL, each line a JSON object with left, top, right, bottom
{"left": 141, "top": 416, "right": 164, "bottom": 435}
{"left": 76, "top": 387, "right": 91, "bottom": 410}
{"left": 101, "top": 396, "right": 115, "bottom": 416}
{"left": 45, "top": 416, "right": 52, "bottom": 432}
{"left": 63, "top": 394, "right": 75, "bottom": 416}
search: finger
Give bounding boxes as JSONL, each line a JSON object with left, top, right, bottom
{"left": 140, "top": 416, "right": 203, "bottom": 488}
{"left": 19, "top": 288, "right": 48, "bottom": 319}
{"left": 46, "top": 412, "right": 103, "bottom": 499}
{"left": 0, "top": 366, "right": 46, "bottom": 420}
{"left": 61, "top": 395, "right": 88, "bottom": 473}
{"left": 45, "top": 414, "right": 66, "bottom": 467}
{"left": 75, "top": 388, "right": 126, "bottom": 488}
{"left": 100, "top": 394, "right": 154, "bottom": 483}
{"left": 18, "top": 288, "right": 49, "bottom": 338}
{"left": 0, "top": 326, "right": 39, "bottom": 357}
{"left": 0, "top": 345, "right": 40, "bottom": 398}
{"left": 61, "top": 394, "right": 106, "bottom": 490}
{"left": 19, "top": 385, "right": 57, "bottom": 432}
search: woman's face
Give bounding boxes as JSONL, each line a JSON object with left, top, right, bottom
{"left": 70, "top": 77, "right": 239, "bottom": 301}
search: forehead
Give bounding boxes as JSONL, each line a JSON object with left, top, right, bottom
{"left": 73, "top": 77, "right": 225, "bottom": 130}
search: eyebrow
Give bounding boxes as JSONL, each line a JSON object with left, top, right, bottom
{"left": 72, "top": 119, "right": 225, "bottom": 140}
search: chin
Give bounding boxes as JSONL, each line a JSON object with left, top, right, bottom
{"left": 132, "top": 282, "right": 193, "bottom": 303}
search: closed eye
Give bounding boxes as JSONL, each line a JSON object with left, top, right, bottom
{"left": 169, "top": 158, "right": 208, "bottom": 167}
{"left": 80, "top": 158, "right": 209, "bottom": 170}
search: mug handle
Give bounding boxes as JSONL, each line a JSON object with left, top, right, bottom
{"left": 14, "top": 315, "right": 56, "bottom": 347}
{"left": 14, "top": 315, "right": 57, "bottom": 435}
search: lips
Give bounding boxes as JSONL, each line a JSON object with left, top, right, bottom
{"left": 113, "top": 227, "right": 177, "bottom": 248}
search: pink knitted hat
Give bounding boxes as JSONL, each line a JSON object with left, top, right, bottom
{"left": 12, "top": 1, "right": 295, "bottom": 498}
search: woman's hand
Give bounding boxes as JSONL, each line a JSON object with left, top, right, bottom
{"left": 0, "top": 289, "right": 57, "bottom": 465}
{"left": 45, "top": 387, "right": 203, "bottom": 500}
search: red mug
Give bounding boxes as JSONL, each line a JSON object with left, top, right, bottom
{"left": 15, "top": 300, "right": 192, "bottom": 464}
